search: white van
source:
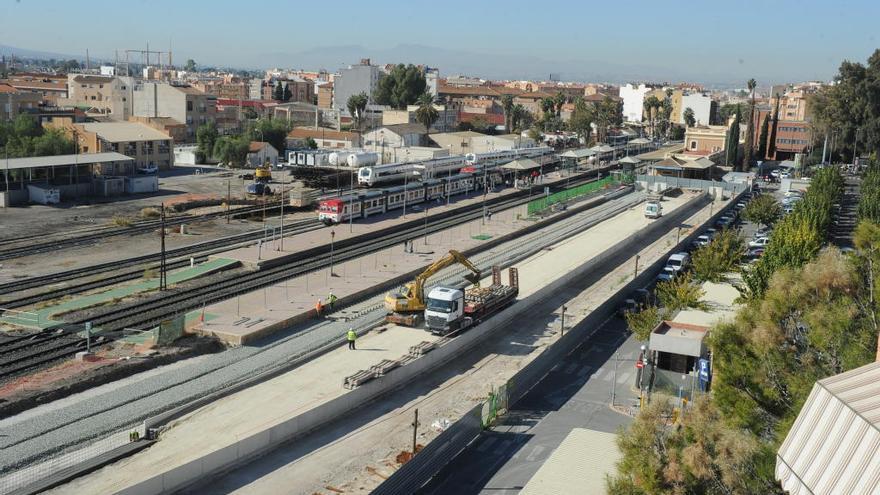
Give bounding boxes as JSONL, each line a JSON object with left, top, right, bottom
{"left": 645, "top": 201, "right": 662, "bottom": 219}
{"left": 666, "top": 252, "right": 690, "bottom": 273}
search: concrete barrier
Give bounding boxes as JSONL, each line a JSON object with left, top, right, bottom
{"left": 118, "top": 192, "right": 714, "bottom": 495}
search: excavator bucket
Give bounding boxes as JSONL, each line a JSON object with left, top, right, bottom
{"left": 464, "top": 271, "right": 482, "bottom": 286}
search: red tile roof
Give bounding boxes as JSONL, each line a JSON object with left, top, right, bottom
{"left": 287, "top": 127, "right": 357, "bottom": 141}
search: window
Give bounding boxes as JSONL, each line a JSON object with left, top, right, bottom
{"left": 187, "top": 101, "right": 193, "bottom": 111}
{"left": 689, "top": 140, "right": 697, "bottom": 150}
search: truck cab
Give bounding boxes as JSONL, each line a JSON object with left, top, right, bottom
{"left": 645, "top": 201, "right": 662, "bottom": 219}
{"left": 425, "top": 287, "right": 468, "bottom": 334}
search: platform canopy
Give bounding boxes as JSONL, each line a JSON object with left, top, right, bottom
{"left": 590, "top": 144, "right": 614, "bottom": 153}
{"left": 629, "top": 137, "right": 651, "bottom": 145}
{"left": 559, "top": 148, "right": 596, "bottom": 159}
{"left": 501, "top": 158, "right": 541, "bottom": 171}
{"left": 619, "top": 156, "right": 641, "bottom": 165}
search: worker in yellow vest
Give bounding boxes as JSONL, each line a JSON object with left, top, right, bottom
{"left": 347, "top": 328, "right": 357, "bottom": 350}
{"left": 327, "top": 292, "right": 338, "bottom": 310}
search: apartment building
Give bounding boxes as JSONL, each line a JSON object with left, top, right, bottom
{"left": 48, "top": 120, "right": 174, "bottom": 172}
{"left": 317, "top": 82, "right": 333, "bottom": 109}
{"left": 128, "top": 116, "right": 187, "bottom": 144}
{"left": 132, "top": 83, "right": 216, "bottom": 142}
{"left": 333, "top": 59, "right": 382, "bottom": 117}
{"left": 62, "top": 74, "right": 133, "bottom": 119}
{"left": 1, "top": 73, "right": 68, "bottom": 105}
{"left": 287, "top": 127, "right": 361, "bottom": 149}
{"left": 619, "top": 83, "right": 653, "bottom": 122}
{"left": 0, "top": 84, "right": 41, "bottom": 120}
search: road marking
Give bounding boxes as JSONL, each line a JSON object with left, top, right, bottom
{"left": 525, "top": 445, "right": 546, "bottom": 462}
{"left": 565, "top": 363, "right": 579, "bottom": 374}
{"left": 602, "top": 371, "right": 614, "bottom": 382}
{"left": 618, "top": 371, "right": 632, "bottom": 384}
{"left": 593, "top": 368, "right": 605, "bottom": 379}
{"left": 551, "top": 362, "right": 563, "bottom": 372}
{"left": 476, "top": 436, "right": 498, "bottom": 452}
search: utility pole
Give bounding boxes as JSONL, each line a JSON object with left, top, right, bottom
{"left": 226, "top": 179, "right": 231, "bottom": 223}
{"left": 411, "top": 409, "right": 420, "bottom": 456}
{"left": 329, "top": 230, "right": 335, "bottom": 277}
{"left": 160, "top": 202, "right": 167, "bottom": 290}
{"left": 560, "top": 305, "right": 566, "bottom": 338}
{"left": 634, "top": 254, "right": 640, "bottom": 279}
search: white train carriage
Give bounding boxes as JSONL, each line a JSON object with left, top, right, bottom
{"left": 358, "top": 155, "right": 468, "bottom": 187}
{"left": 384, "top": 181, "right": 427, "bottom": 210}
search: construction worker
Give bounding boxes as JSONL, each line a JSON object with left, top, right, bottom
{"left": 327, "top": 291, "right": 338, "bottom": 310}
{"left": 346, "top": 327, "right": 357, "bottom": 350}
{"left": 315, "top": 299, "right": 323, "bottom": 317}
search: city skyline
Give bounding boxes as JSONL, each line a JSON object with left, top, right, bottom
{"left": 3, "top": 0, "right": 879, "bottom": 84}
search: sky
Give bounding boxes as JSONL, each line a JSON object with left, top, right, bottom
{"left": 2, "top": 0, "right": 879, "bottom": 85}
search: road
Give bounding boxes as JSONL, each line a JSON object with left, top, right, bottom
{"left": 418, "top": 317, "right": 640, "bottom": 495}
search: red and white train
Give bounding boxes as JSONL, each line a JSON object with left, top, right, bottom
{"left": 318, "top": 171, "right": 500, "bottom": 225}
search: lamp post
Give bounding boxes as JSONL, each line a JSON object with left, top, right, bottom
{"left": 403, "top": 151, "right": 410, "bottom": 219}
{"left": 329, "top": 229, "right": 335, "bottom": 277}
{"left": 349, "top": 168, "right": 355, "bottom": 233}
{"left": 446, "top": 145, "right": 452, "bottom": 207}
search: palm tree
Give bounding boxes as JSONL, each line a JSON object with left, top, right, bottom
{"left": 683, "top": 107, "right": 696, "bottom": 127}
{"left": 540, "top": 97, "right": 555, "bottom": 120}
{"left": 554, "top": 92, "right": 566, "bottom": 117}
{"left": 741, "top": 78, "right": 757, "bottom": 171}
{"left": 415, "top": 92, "right": 439, "bottom": 142}
{"left": 511, "top": 104, "right": 528, "bottom": 132}
{"left": 643, "top": 95, "right": 661, "bottom": 139}
{"left": 501, "top": 94, "right": 514, "bottom": 134}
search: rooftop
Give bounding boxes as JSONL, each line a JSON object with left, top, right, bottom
{"left": 0, "top": 152, "right": 133, "bottom": 171}
{"left": 80, "top": 122, "right": 172, "bottom": 142}
{"left": 288, "top": 127, "right": 357, "bottom": 141}
{"left": 378, "top": 123, "right": 428, "bottom": 136}
{"left": 520, "top": 428, "right": 621, "bottom": 495}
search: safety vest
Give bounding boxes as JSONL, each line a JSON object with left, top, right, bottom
{"left": 328, "top": 293, "right": 338, "bottom": 303}
{"left": 347, "top": 330, "right": 357, "bottom": 341}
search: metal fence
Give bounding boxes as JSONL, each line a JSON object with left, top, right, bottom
{"left": 0, "top": 425, "right": 145, "bottom": 495}
{"left": 527, "top": 176, "right": 619, "bottom": 215}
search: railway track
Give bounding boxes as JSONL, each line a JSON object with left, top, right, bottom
{"left": 0, "top": 218, "right": 322, "bottom": 306}
{"left": 0, "top": 202, "right": 287, "bottom": 261}
{"left": 69, "top": 173, "right": 621, "bottom": 333}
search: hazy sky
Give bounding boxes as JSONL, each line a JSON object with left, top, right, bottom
{"left": 2, "top": 0, "right": 879, "bottom": 83}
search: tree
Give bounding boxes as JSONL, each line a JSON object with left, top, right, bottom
{"left": 282, "top": 83, "right": 292, "bottom": 102}
{"left": 767, "top": 94, "right": 781, "bottom": 159}
{"left": 196, "top": 123, "right": 218, "bottom": 160}
{"left": 245, "top": 118, "right": 292, "bottom": 157}
{"left": 643, "top": 95, "right": 661, "bottom": 138}
{"left": 415, "top": 92, "right": 439, "bottom": 139}
{"left": 568, "top": 97, "right": 595, "bottom": 145}
{"left": 726, "top": 111, "right": 741, "bottom": 167}
{"left": 595, "top": 96, "right": 622, "bottom": 144}
{"left": 501, "top": 94, "right": 515, "bottom": 134}
{"left": 625, "top": 305, "right": 664, "bottom": 341}
{"left": 212, "top": 136, "right": 250, "bottom": 167}
{"left": 346, "top": 92, "right": 369, "bottom": 132}
{"left": 305, "top": 137, "right": 318, "bottom": 150}
{"left": 691, "top": 229, "right": 745, "bottom": 283}
{"left": 716, "top": 103, "right": 745, "bottom": 125}
{"left": 741, "top": 193, "right": 782, "bottom": 229}
{"left": 184, "top": 59, "right": 197, "bottom": 72}
{"left": 553, "top": 91, "right": 566, "bottom": 117}
{"left": 859, "top": 163, "right": 880, "bottom": 223}
{"left": 683, "top": 107, "right": 696, "bottom": 128}
{"left": 272, "top": 81, "right": 284, "bottom": 101}
{"left": 540, "top": 97, "right": 555, "bottom": 121}
{"left": 757, "top": 114, "right": 769, "bottom": 160}
{"left": 0, "top": 115, "right": 74, "bottom": 158}
{"left": 741, "top": 78, "right": 757, "bottom": 171}
{"left": 655, "top": 274, "right": 708, "bottom": 311}
{"left": 373, "top": 64, "right": 427, "bottom": 109}
{"left": 527, "top": 126, "right": 543, "bottom": 143}
{"left": 511, "top": 104, "right": 532, "bottom": 132}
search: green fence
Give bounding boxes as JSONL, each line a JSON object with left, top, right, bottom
{"left": 527, "top": 176, "right": 618, "bottom": 215}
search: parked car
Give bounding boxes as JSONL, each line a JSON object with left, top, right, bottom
{"left": 735, "top": 201, "right": 747, "bottom": 209}
{"left": 692, "top": 234, "right": 712, "bottom": 249}
{"left": 754, "top": 227, "right": 772, "bottom": 239}
{"left": 246, "top": 182, "right": 272, "bottom": 195}
{"left": 783, "top": 205, "right": 795, "bottom": 214}
{"left": 745, "top": 247, "right": 765, "bottom": 259}
{"left": 749, "top": 237, "right": 770, "bottom": 248}
{"left": 657, "top": 266, "right": 677, "bottom": 282}
{"left": 137, "top": 164, "right": 158, "bottom": 174}
{"left": 618, "top": 298, "right": 639, "bottom": 318}
{"left": 666, "top": 252, "right": 690, "bottom": 273}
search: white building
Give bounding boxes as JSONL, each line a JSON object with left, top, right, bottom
{"left": 333, "top": 59, "right": 382, "bottom": 117}
{"left": 619, "top": 83, "right": 652, "bottom": 123}
{"left": 680, "top": 92, "right": 713, "bottom": 126}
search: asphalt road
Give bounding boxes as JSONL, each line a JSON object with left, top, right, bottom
{"left": 419, "top": 317, "right": 640, "bottom": 495}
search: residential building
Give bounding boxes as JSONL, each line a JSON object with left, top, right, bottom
{"left": 260, "top": 78, "right": 314, "bottom": 104}
{"left": 682, "top": 121, "right": 738, "bottom": 162}
{"left": 429, "top": 131, "right": 534, "bottom": 155}
{"left": 679, "top": 92, "right": 713, "bottom": 126}
{"left": 333, "top": 59, "right": 382, "bottom": 117}
{"left": 48, "top": 120, "right": 174, "bottom": 171}
{"left": 317, "top": 82, "right": 333, "bottom": 109}
{"left": 538, "top": 83, "right": 586, "bottom": 100}
{"left": 444, "top": 75, "right": 485, "bottom": 87}
{"left": 0, "top": 84, "right": 41, "bottom": 120}
{"left": 1, "top": 73, "right": 68, "bottom": 105}
{"left": 61, "top": 74, "right": 133, "bottom": 119}
{"left": 363, "top": 123, "right": 426, "bottom": 149}
{"left": 128, "top": 116, "right": 187, "bottom": 144}
{"left": 379, "top": 104, "right": 458, "bottom": 132}
{"left": 286, "top": 127, "right": 361, "bottom": 149}
{"left": 272, "top": 102, "right": 327, "bottom": 128}
{"left": 132, "top": 83, "right": 216, "bottom": 142}
{"left": 192, "top": 80, "right": 249, "bottom": 100}
{"left": 246, "top": 141, "right": 279, "bottom": 167}
{"left": 513, "top": 92, "right": 552, "bottom": 117}
{"left": 770, "top": 121, "right": 813, "bottom": 160}
{"left": 619, "top": 83, "right": 652, "bottom": 122}
{"left": 438, "top": 84, "right": 502, "bottom": 105}
{"left": 425, "top": 68, "right": 439, "bottom": 97}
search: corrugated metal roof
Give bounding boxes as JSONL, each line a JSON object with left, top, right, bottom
{"left": 1, "top": 152, "right": 133, "bottom": 171}
{"left": 776, "top": 361, "right": 880, "bottom": 495}
{"left": 520, "top": 428, "right": 620, "bottom": 495}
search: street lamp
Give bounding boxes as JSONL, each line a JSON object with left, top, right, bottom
{"left": 446, "top": 145, "right": 452, "bottom": 207}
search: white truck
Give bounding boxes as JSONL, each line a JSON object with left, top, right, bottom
{"left": 424, "top": 267, "right": 519, "bottom": 336}
{"left": 644, "top": 201, "right": 662, "bottom": 219}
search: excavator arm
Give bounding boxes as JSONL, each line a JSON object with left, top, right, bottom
{"left": 385, "top": 250, "right": 481, "bottom": 314}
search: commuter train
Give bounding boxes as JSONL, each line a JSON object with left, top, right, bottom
{"left": 318, "top": 171, "right": 500, "bottom": 225}
{"left": 357, "top": 146, "right": 555, "bottom": 187}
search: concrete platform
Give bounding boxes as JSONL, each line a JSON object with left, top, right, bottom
{"left": 193, "top": 187, "right": 629, "bottom": 346}
{"left": 49, "top": 192, "right": 716, "bottom": 495}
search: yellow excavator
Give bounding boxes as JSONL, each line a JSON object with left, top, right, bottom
{"left": 384, "top": 249, "right": 482, "bottom": 326}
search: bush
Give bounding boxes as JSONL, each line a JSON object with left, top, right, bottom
{"left": 140, "top": 207, "right": 161, "bottom": 219}
{"left": 692, "top": 229, "right": 745, "bottom": 282}
{"left": 656, "top": 274, "right": 708, "bottom": 311}
{"left": 111, "top": 215, "right": 133, "bottom": 227}
{"left": 625, "top": 305, "right": 665, "bottom": 341}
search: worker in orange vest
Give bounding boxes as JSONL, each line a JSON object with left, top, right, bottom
{"left": 315, "top": 299, "right": 323, "bottom": 317}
